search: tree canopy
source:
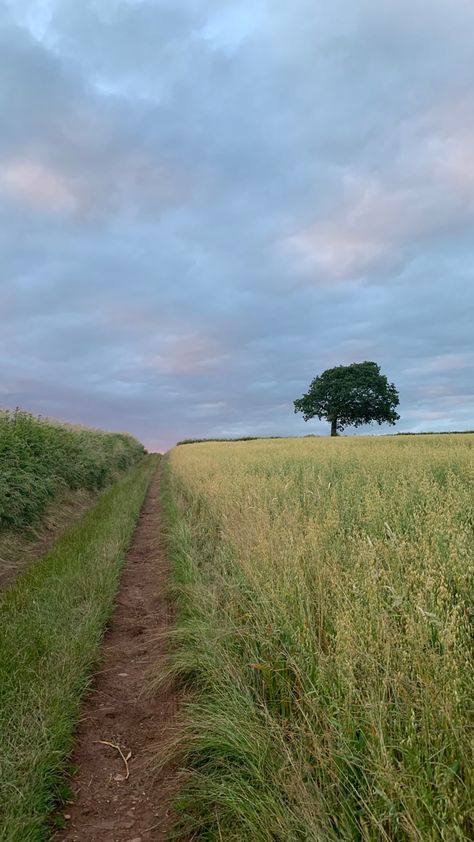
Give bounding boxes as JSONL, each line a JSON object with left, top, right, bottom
{"left": 294, "top": 361, "right": 400, "bottom": 436}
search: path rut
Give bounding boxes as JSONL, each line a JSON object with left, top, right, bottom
{"left": 56, "top": 465, "right": 179, "bottom": 842}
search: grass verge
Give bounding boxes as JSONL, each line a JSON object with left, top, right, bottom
{"left": 160, "top": 436, "right": 474, "bottom": 841}
{"left": 0, "top": 454, "right": 158, "bottom": 842}
{"left": 0, "top": 488, "right": 98, "bottom": 589}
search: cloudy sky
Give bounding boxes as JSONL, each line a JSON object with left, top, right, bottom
{"left": 0, "top": 0, "right": 473, "bottom": 450}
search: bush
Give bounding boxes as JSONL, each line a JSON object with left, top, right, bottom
{"left": 0, "top": 409, "right": 145, "bottom": 530}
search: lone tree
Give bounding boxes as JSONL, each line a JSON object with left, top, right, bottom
{"left": 294, "top": 361, "right": 400, "bottom": 436}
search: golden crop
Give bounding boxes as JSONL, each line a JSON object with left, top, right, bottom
{"left": 167, "top": 435, "right": 474, "bottom": 841}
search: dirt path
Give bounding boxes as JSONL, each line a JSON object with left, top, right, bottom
{"left": 56, "top": 465, "right": 179, "bottom": 842}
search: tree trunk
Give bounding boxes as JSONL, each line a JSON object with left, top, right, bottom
{"left": 330, "top": 417, "right": 338, "bottom": 437}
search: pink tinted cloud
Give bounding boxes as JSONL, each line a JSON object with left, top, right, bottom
{"left": 284, "top": 178, "right": 420, "bottom": 281}
{"left": 406, "top": 353, "right": 473, "bottom": 376}
{"left": 284, "top": 95, "right": 474, "bottom": 285}
{"left": 146, "top": 333, "right": 229, "bottom": 376}
{"left": 1, "top": 159, "right": 77, "bottom": 212}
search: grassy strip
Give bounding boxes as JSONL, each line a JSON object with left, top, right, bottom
{"left": 0, "top": 454, "right": 158, "bottom": 842}
{"left": 161, "top": 437, "right": 474, "bottom": 841}
{"left": 0, "top": 487, "right": 99, "bottom": 590}
{"left": 0, "top": 409, "right": 145, "bottom": 531}
{"left": 160, "top": 456, "right": 303, "bottom": 841}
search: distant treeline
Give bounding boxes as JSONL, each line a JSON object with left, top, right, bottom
{"left": 176, "top": 436, "right": 284, "bottom": 446}
{"left": 395, "top": 430, "right": 474, "bottom": 436}
{"left": 177, "top": 430, "right": 474, "bottom": 446}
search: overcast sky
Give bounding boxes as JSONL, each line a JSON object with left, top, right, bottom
{"left": 1, "top": 0, "right": 473, "bottom": 450}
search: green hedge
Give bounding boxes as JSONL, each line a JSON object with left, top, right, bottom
{"left": 0, "top": 409, "right": 145, "bottom": 530}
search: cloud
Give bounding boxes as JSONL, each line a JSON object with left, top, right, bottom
{"left": 285, "top": 155, "right": 474, "bottom": 283}
{"left": 406, "top": 354, "right": 473, "bottom": 376}
{"left": 0, "top": 159, "right": 77, "bottom": 211}
{"left": 145, "top": 333, "right": 229, "bottom": 376}
{"left": 0, "top": 0, "right": 473, "bottom": 449}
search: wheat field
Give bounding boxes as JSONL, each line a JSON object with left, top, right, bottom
{"left": 163, "top": 435, "right": 474, "bottom": 841}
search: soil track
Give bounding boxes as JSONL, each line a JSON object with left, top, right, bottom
{"left": 57, "top": 464, "right": 179, "bottom": 842}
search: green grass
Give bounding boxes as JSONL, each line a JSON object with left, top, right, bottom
{"left": 0, "top": 454, "right": 158, "bottom": 842}
{"left": 0, "top": 409, "right": 145, "bottom": 531}
{"left": 161, "top": 436, "right": 474, "bottom": 841}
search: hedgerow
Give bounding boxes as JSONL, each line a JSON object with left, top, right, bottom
{"left": 0, "top": 409, "right": 145, "bottom": 530}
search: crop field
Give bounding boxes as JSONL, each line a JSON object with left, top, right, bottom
{"left": 163, "top": 435, "right": 474, "bottom": 841}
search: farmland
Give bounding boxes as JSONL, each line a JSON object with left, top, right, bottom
{"left": 1, "top": 423, "right": 473, "bottom": 841}
{"left": 163, "top": 435, "right": 474, "bottom": 841}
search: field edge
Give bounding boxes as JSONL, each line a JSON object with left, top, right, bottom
{"left": 0, "top": 454, "right": 159, "bottom": 842}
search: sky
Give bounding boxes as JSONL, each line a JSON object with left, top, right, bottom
{"left": 0, "top": 0, "right": 473, "bottom": 451}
